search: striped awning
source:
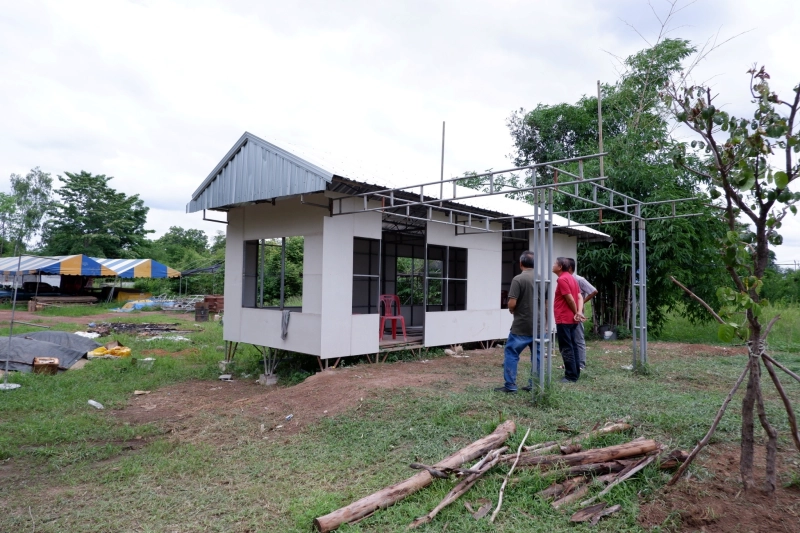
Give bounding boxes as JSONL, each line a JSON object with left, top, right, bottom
{"left": 93, "top": 258, "right": 181, "bottom": 279}
{"left": 0, "top": 255, "right": 116, "bottom": 276}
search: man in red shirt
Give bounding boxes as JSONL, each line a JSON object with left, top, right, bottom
{"left": 552, "top": 256, "right": 582, "bottom": 383}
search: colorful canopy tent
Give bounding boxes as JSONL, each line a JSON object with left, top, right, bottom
{"left": 93, "top": 258, "right": 181, "bottom": 279}
{"left": 0, "top": 255, "right": 116, "bottom": 276}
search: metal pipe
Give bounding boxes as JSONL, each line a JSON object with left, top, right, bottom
{"left": 547, "top": 187, "right": 554, "bottom": 386}
{"left": 440, "top": 121, "right": 445, "bottom": 201}
{"left": 333, "top": 177, "right": 608, "bottom": 217}
{"left": 348, "top": 152, "right": 610, "bottom": 199}
{"left": 280, "top": 237, "right": 286, "bottom": 309}
{"left": 2, "top": 254, "right": 22, "bottom": 390}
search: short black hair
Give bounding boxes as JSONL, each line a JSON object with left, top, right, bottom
{"left": 520, "top": 250, "right": 535, "bottom": 268}
{"left": 566, "top": 257, "right": 576, "bottom": 273}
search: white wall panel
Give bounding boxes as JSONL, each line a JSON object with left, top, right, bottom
{"left": 351, "top": 314, "right": 380, "bottom": 355}
{"left": 320, "top": 215, "right": 355, "bottom": 358}
{"left": 239, "top": 308, "right": 321, "bottom": 355}
{"left": 424, "top": 310, "right": 507, "bottom": 346}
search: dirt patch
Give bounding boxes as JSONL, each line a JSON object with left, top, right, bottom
{"left": 639, "top": 444, "right": 800, "bottom": 532}
{"left": 112, "top": 349, "right": 504, "bottom": 436}
{"left": 0, "top": 309, "right": 174, "bottom": 326}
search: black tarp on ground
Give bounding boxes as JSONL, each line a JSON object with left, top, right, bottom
{"left": 1, "top": 332, "right": 101, "bottom": 372}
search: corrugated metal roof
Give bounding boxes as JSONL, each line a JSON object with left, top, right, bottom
{"left": 186, "top": 132, "right": 334, "bottom": 213}
{"left": 189, "top": 132, "right": 610, "bottom": 241}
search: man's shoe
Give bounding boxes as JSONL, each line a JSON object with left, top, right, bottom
{"left": 560, "top": 378, "right": 576, "bottom": 383}
{"left": 521, "top": 385, "right": 533, "bottom": 392}
{"left": 493, "top": 386, "right": 517, "bottom": 393}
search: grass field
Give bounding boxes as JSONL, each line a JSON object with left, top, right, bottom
{"left": 1, "top": 308, "right": 799, "bottom": 532}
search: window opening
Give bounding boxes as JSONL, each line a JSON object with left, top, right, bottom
{"left": 501, "top": 233, "right": 529, "bottom": 309}
{"left": 352, "top": 237, "right": 380, "bottom": 314}
{"left": 242, "top": 236, "right": 304, "bottom": 309}
{"left": 426, "top": 245, "right": 467, "bottom": 312}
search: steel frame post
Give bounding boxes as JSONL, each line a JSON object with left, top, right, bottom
{"left": 530, "top": 187, "right": 554, "bottom": 401}
{"left": 631, "top": 216, "right": 637, "bottom": 367}
{"left": 638, "top": 217, "right": 647, "bottom": 365}
{"left": 630, "top": 205, "right": 648, "bottom": 367}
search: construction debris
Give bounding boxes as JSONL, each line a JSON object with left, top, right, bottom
{"left": 87, "top": 322, "right": 195, "bottom": 337}
{"left": 311, "top": 420, "right": 687, "bottom": 531}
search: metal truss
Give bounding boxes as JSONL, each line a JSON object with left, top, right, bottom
{"left": 330, "top": 152, "right": 705, "bottom": 393}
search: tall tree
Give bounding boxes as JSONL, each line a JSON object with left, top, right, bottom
{"left": 154, "top": 226, "right": 209, "bottom": 268}
{"left": 43, "top": 171, "right": 152, "bottom": 257}
{"left": 664, "top": 67, "right": 800, "bottom": 493}
{"left": 7, "top": 167, "right": 53, "bottom": 252}
{"left": 0, "top": 192, "right": 16, "bottom": 256}
{"left": 502, "top": 39, "right": 727, "bottom": 333}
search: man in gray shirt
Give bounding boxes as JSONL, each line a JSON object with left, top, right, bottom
{"left": 567, "top": 258, "right": 598, "bottom": 369}
{"left": 495, "top": 250, "right": 541, "bottom": 393}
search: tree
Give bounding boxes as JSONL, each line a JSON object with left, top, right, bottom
{"left": 7, "top": 167, "right": 53, "bottom": 252}
{"left": 0, "top": 192, "right": 16, "bottom": 256}
{"left": 499, "top": 39, "right": 727, "bottom": 333}
{"left": 664, "top": 67, "right": 800, "bottom": 492}
{"left": 154, "top": 226, "right": 209, "bottom": 268}
{"left": 42, "top": 171, "right": 152, "bottom": 257}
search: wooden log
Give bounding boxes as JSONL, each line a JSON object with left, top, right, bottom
{"left": 313, "top": 420, "right": 516, "bottom": 532}
{"left": 514, "top": 439, "right": 659, "bottom": 469}
{"left": 408, "top": 446, "right": 507, "bottom": 529}
{"left": 537, "top": 476, "right": 589, "bottom": 500}
{"left": 560, "top": 460, "right": 633, "bottom": 478}
{"left": 518, "top": 422, "right": 632, "bottom": 456}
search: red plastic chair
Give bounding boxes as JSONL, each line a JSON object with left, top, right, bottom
{"left": 379, "top": 294, "right": 407, "bottom": 341}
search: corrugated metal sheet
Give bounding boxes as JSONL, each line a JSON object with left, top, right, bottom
{"left": 188, "top": 132, "right": 609, "bottom": 241}
{"left": 186, "top": 132, "right": 334, "bottom": 213}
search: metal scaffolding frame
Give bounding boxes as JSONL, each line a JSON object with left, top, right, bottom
{"left": 329, "top": 152, "right": 704, "bottom": 397}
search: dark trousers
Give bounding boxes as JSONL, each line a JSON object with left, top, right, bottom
{"left": 556, "top": 323, "right": 580, "bottom": 382}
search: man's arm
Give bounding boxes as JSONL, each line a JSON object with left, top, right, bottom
{"left": 508, "top": 298, "right": 517, "bottom": 314}
{"left": 584, "top": 289, "right": 598, "bottom": 304}
{"left": 564, "top": 294, "right": 578, "bottom": 315}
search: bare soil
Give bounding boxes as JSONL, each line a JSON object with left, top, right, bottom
{"left": 0, "top": 309, "right": 169, "bottom": 325}
{"left": 109, "top": 341, "right": 798, "bottom": 532}
{"left": 112, "top": 348, "right": 502, "bottom": 435}
{"left": 639, "top": 444, "right": 800, "bottom": 532}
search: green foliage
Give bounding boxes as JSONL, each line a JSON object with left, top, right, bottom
{"left": 665, "top": 65, "right": 800, "bottom": 342}
{"left": 42, "top": 171, "right": 152, "bottom": 257}
{"left": 5, "top": 167, "right": 53, "bottom": 252}
{"left": 494, "top": 39, "right": 728, "bottom": 333}
{"left": 762, "top": 266, "right": 800, "bottom": 304}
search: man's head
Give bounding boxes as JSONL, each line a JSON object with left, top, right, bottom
{"left": 552, "top": 256, "right": 570, "bottom": 275}
{"left": 566, "top": 257, "right": 576, "bottom": 274}
{"left": 519, "top": 250, "right": 535, "bottom": 269}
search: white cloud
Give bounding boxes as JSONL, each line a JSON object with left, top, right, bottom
{"left": 1, "top": 0, "right": 798, "bottom": 262}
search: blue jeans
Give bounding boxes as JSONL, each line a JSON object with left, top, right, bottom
{"left": 557, "top": 323, "right": 580, "bottom": 382}
{"left": 503, "top": 333, "right": 542, "bottom": 391}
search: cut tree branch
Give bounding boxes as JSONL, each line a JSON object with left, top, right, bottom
{"left": 490, "top": 428, "right": 531, "bottom": 523}
{"left": 762, "top": 356, "right": 800, "bottom": 453}
{"left": 762, "top": 353, "right": 800, "bottom": 384}
{"left": 668, "top": 363, "right": 750, "bottom": 485}
{"left": 670, "top": 276, "right": 723, "bottom": 324}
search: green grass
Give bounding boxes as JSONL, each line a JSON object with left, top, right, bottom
{"left": 652, "top": 302, "right": 800, "bottom": 352}
{"left": 1, "top": 307, "right": 799, "bottom": 531}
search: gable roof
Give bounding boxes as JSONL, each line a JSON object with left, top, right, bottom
{"left": 186, "top": 132, "right": 334, "bottom": 213}
{"left": 188, "top": 132, "right": 611, "bottom": 242}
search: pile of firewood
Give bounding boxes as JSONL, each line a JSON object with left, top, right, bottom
{"left": 313, "top": 420, "right": 687, "bottom": 532}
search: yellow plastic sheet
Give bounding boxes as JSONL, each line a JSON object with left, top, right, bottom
{"left": 88, "top": 346, "right": 132, "bottom": 358}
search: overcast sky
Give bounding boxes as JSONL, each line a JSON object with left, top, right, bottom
{"left": 1, "top": 0, "right": 798, "bottom": 264}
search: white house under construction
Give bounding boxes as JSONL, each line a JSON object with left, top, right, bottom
{"left": 187, "top": 132, "right": 611, "bottom": 361}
